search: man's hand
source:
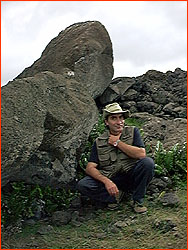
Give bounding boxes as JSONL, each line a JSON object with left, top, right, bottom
{"left": 86, "top": 163, "right": 119, "bottom": 197}
{"left": 108, "top": 134, "right": 121, "bottom": 146}
{"left": 104, "top": 179, "right": 119, "bottom": 197}
{"left": 108, "top": 133, "right": 146, "bottom": 159}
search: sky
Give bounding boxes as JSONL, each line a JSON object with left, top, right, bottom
{"left": 1, "top": 1, "right": 187, "bottom": 86}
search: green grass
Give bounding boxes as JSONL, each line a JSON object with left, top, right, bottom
{"left": 125, "top": 117, "right": 145, "bottom": 129}
{"left": 2, "top": 188, "right": 187, "bottom": 249}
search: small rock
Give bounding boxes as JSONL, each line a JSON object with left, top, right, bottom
{"left": 24, "top": 219, "right": 36, "bottom": 226}
{"left": 114, "top": 221, "right": 128, "bottom": 228}
{"left": 93, "top": 232, "right": 107, "bottom": 239}
{"left": 51, "top": 211, "right": 72, "bottom": 226}
{"left": 110, "top": 225, "right": 120, "bottom": 234}
{"left": 37, "top": 225, "right": 54, "bottom": 235}
{"left": 153, "top": 218, "right": 177, "bottom": 233}
{"left": 71, "top": 197, "right": 82, "bottom": 208}
{"left": 159, "top": 192, "right": 180, "bottom": 206}
{"left": 134, "top": 229, "right": 145, "bottom": 236}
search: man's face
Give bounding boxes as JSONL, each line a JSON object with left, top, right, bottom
{"left": 105, "top": 113, "right": 125, "bottom": 135}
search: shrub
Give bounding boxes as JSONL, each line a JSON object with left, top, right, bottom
{"left": 154, "top": 141, "right": 187, "bottom": 186}
{"left": 1, "top": 183, "right": 77, "bottom": 227}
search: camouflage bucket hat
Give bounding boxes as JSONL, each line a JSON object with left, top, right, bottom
{"left": 103, "top": 102, "right": 130, "bottom": 120}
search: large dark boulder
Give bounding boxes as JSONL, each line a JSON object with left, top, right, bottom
{"left": 16, "top": 21, "right": 114, "bottom": 99}
{"left": 2, "top": 71, "right": 98, "bottom": 188}
{"left": 2, "top": 20, "right": 114, "bottom": 188}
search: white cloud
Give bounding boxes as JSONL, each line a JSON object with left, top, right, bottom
{"left": 1, "top": 1, "right": 187, "bottom": 86}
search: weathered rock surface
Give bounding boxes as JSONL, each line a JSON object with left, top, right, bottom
{"left": 148, "top": 177, "right": 172, "bottom": 194}
{"left": 159, "top": 192, "right": 180, "bottom": 206}
{"left": 131, "top": 112, "right": 187, "bottom": 151}
{"left": 2, "top": 71, "right": 98, "bottom": 187}
{"left": 51, "top": 211, "right": 72, "bottom": 226}
{"left": 16, "top": 21, "right": 114, "bottom": 98}
{"left": 2, "top": 20, "right": 114, "bottom": 188}
{"left": 153, "top": 218, "right": 177, "bottom": 233}
{"left": 98, "top": 68, "right": 187, "bottom": 119}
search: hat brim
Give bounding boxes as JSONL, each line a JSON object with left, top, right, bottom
{"left": 103, "top": 110, "right": 130, "bottom": 119}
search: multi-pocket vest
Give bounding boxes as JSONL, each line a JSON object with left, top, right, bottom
{"left": 96, "top": 126, "right": 137, "bottom": 178}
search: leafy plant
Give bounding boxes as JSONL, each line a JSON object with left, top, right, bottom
{"left": 124, "top": 117, "right": 144, "bottom": 129}
{"left": 42, "top": 186, "right": 77, "bottom": 214}
{"left": 2, "top": 182, "right": 42, "bottom": 227}
{"left": 1, "top": 182, "right": 77, "bottom": 227}
{"left": 154, "top": 141, "right": 187, "bottom": 186}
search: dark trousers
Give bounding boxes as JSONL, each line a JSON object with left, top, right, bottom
{"left": 77, "top": 157, "right": 155, "bottom": 204}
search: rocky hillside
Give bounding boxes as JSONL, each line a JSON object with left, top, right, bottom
{"left": 1, "top": 21, "right": 187, "bottom": 190}
{"left": 97, "top": 68, "right": 186, "bottom": 119}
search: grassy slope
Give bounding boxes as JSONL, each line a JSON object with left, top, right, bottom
{"left": 2, "top": 188, "right": 187, "bottom": 249}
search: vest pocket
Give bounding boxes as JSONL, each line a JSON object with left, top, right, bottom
{"left": 110, "top": 151, "right": 117, "bottom": 162}
{"left": 98, "top": 153, "right": 111, "bottom": 166}
{"left": 98, "top": 145, "right": 110, "bottom": 154}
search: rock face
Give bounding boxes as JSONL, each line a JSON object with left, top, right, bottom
{"left": 2, "top": 20, "right": 114, "bottom": 188}
{"left": 98, "top": 68, "right": 187, "bottom": 119}
{"left": 131, "top": 112, "right": 187, "bottom": 151}
{"left": 16, "top": 21, "right": 114, "bottom": 99}
{"left": 2, "top": 71, "right": 98, "bottom": 188}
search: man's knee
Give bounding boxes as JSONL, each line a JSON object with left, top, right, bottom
{"left": 138, "top": 157, "right": 155, "bottom": 175}
{"left": 77, "top": 178, "right": 87, "bottom": 193}
{"left": 77, "top": 176, "right": 98, "bottom": 193}
{"left": 141, "top": 157, "right": 155, "bottom": 167}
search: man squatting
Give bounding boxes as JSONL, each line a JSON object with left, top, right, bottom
{"left": 77, "top": 103, "right": 155, "bottom": 213}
